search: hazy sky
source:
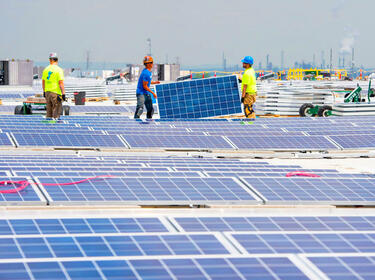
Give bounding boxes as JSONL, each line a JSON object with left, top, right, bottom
{"left": 1, "top": 0, "right": 374, "bottom": 68}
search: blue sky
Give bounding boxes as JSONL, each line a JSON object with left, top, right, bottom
{"left": 0, "top": 0, "right": 373, "bottom": 69}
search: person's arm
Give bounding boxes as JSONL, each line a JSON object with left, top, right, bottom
{"left": 151, "top": 81, "right": 160, "bottom": 85}
{"left": 59, "top": 80, "right": 65, "bottom": 100}
{"left": 143, "top": 81, "right": 157, "bottom": 99}
{"left": 242, "top": 85, "right": 247, "bottom": 99}
{"left": 42, "top": 80, "right": 45, "bottom": 93}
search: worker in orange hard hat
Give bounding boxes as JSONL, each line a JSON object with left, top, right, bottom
{"left": 134, "top": 56, "right": 160, "bottom": 119}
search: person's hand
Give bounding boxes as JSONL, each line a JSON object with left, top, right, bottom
{"left": 153, "top": 95, "right": 157, "bottom": 99}
{"left": 62, "top": 94, "right": 66, "bottom": 101}
{"left": 154, "top": 81, "right": 160, "bottom": 84}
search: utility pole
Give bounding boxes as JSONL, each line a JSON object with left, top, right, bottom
{"left": 321, "top": 50, "right": 325, "bottom": 69}
{"left": 146, "top": 38, "right": 152, "bottom": 56}
{"left": 222, "top": 52, "right": 227, "bottom": 71}
{"left": 351, "top": 48, "right": 355, "bottom": 72}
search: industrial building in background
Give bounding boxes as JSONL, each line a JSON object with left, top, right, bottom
{"left": 128, "top": 63, "right": 180, "bottom": 82}
{"left": 0, "top": 59, "right": 33, "bottom": 86}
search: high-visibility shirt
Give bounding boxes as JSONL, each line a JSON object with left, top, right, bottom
{"left": 241, "top": 67, "right": 257, "bottom": 94}
{"left": 42, "top": 64, "right": 64, "bottom": 95}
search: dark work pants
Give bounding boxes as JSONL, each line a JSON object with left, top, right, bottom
{"left": 45, "top": 91, "right": 62, "bottom": 119}
{"left": 134, "top": 94, "right": 154, "bottom": 119}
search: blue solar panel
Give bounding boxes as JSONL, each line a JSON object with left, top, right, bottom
{"left": 13, "top": 171, "right": 202, "bottom": 177}
{"left": 309, "top": 255, "right": 375, "bottom": 280}
{"left": 0, "top": 257, "right": 310, "bottom": 280}
{"left": 13, "top": 133, "right": 126, "bottom": 148}
{"left": 175, "top": 216, "right": 375, "bottom": 232}
{"left": 123, "top": 134, "right": 234, "bottom": 149}
{"left": 174, "top": 167, "right": 338, "bottom": 172}
{"left": 11, "top": 166, "right": 170, "bottom": 172}
{"left": 0, "top": 218, "right": 168, "bottom": 235}
{"left": 330, "top": 135, "right": 375, "bottom": 149}
{"left": 37, "top": 177, "right": 258, "bottom": 205}
{"left": 0, "top": 133, "right": 13, "bottom": 146}
{"left": 228, "top": 136, "right": 338, "bottom": 150}
{"left": 232, "top": 232, "right": 375, "bottom": 254}
{"left": 0, "top": 177, "right": 45, "bottom": 205}
{"left": 241, "top": 177, "right": 375, "bottom": 205}
{"left": 156, "top": 75, "right": 242, "bottom": 118}
{"left": 0, "top": 234, "right": 228, "bottom": 260}
{"left": 69, "top": 106, "right": 129, "bottom": 113}
{"left": 205, "top": 171, "right": 372, "bottom": 178}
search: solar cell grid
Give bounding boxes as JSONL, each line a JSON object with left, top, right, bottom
{"left": 36, "top": 177, "right": 258, "bottom": 204}
{"left": 0, "top": 133, "right": 13, "bottom": 146}
{"left": 13, "top": 133, "right": 126, "bottom": 148}
{"left": 231, "top": 232, "right": 375, "bottom": 254}
{"left": 123, "top": 134, "right": 234, "bottom": 149}
{"left": 330, "top": 135, "right": 375, "bottom": 149}
{"left": 156, "top": 75, "right": 242, "bottom": 119}
{"left": 174, "top": 216, "right": 375, "bottom": 232}
{"left": 308, "top": 255, "right": 375, "bottom": 280}
{"left": 13, "top": 171, "right": 202, "bottom": 177}
{"left": 0, "top": 177, "right": 45, "bottom": 205}
{"left": 242, "top": 177, "right": 375, "bottom": 205}
{"left": 0, "top": 256, "right": 310, "bottom": 280}
{"left": 11, "top": 166, "right": 170, "bottom": 172}
{"left": 0, "top": 217, "right": 168, "bottom": 235}
{"left": 228, "top": 135, "right": 339, "bottom": 150}
{"left": 174, "top": 167, "right": 338, "bottom": 172}
{"left": 0, "top": 233, "right": 229, "bottom": 260}
{"left": 205, "top": 171, "right": 372, "bottom": 178}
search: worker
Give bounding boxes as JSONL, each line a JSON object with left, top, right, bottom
{"left": 134, "top": 56, "right": 160, "bottom": 119}
{"left": 42, "top": 53, "right": 65, "bottom": 120}
{"left": 240, "top": 56, "right": 257, "bottom": 118}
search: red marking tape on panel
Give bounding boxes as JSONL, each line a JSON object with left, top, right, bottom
{"left": 286, "top": 171, "right": 320, "bottom": 178}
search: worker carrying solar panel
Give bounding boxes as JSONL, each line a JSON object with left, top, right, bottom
{"left": 42, "top": 53, "right": 66, "bottom": 120}
{"left": 134, "top": 56, "right": 160, "bottom": 119}
{"left": 240, "top": 56, "right": 257, "bottom": 118}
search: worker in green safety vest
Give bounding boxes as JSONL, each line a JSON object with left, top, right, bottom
{"left": 240, "top": 56, "right": 257, "bottom": 118}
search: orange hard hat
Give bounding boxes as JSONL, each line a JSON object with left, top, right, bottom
{"left": 143, "top": 56, "right": 154, "bottom": 64}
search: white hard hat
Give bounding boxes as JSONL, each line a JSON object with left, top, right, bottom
{"left": 49, "top": 52, "right": 58, "bottom": 59}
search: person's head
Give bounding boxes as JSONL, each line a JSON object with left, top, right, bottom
{"left": 241, "top": 56, "right": 254, "bottom": 69}
{"left": 143, "top": 56, "right": 154, "bottom": 69}
{"left": 49, "top": 53, "right": 58, "bottom": 64}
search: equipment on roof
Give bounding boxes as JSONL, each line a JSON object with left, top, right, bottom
{"left": 14, "top": 96, "right": 70, "bottom": 116}
{"left": 299, "top": 80, "right": 375, "bottom": 117}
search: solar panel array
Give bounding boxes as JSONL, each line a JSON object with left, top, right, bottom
{"left": 0, "top": 115, "right": 373, "bottom": 151}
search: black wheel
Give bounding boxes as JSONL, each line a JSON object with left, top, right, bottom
{"left": 317, "top": 105, "right": 332, "bottom": 117}
{"left": 14, "top": 105, "right": 23, "bottom": 115}
{"left": 299, "top": 103, "right": 314, "bottom": 117}
{"left": 24, "top": 105, "right": 32, "bottom": 115}
{"left": 63, "top": 105, "right": 70, "bottom": 116}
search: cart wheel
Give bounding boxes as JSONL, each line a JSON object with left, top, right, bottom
{"left": 299, "top": 103, "right": 314, "bottom": 117}
{"left": 14, "top": 105, "right": 23, "bottom": 115}
{"left": 317, "top": 105, "right": 332, "bottom": 117}
{"left": 25, "top": 105, "right": 32, "bottom": 115}
{"left": 63, "top": 105, "right": 70, "bottom": 116}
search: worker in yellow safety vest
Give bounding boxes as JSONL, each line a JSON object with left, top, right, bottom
{"left": 240, "top": 56, "right": 257, "bottom": 118}
{"left": 42, "top": 53, "right": 65, "bottom": 120}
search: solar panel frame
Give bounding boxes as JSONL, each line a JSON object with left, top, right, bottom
{"left": 0, "top": 256, "right": 311, "bottom": 280}
{"left": 35, "top": 176, "right": 262, "bottom": 206}
{"left": 172, "top": 216, "right": 375, "bottom": 233}
{"left": 156, "top": 75, "right": 242, "bottom": 119}
{"left": 240, "top": 177, "right": 375, "bottom": 205}
{"left": 0, "top": 176, "right": 47, "bottom": 206}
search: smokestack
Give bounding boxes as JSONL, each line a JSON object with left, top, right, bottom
{"left": 351, "top": 48, "right": 355, "bottom": 71}
{"left": 330, "top": 48, "right": 333, "bottom": 70}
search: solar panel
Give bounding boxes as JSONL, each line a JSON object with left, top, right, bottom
{"left": 156, "top": 75, "right": 242, "bottom": 118}
{"left": 329, "top": 135, "right": 375, "bottom": 149}
{"left": 0, "top": 177, "right": 46, "bottom": 206}
{"left": 13, "top": 171, "right": 202, "bottom": 177}
{"left": 231, "top": 232, "right": 375, "bottom": 254}
{"left": 36, "top": 177, "right": 259, "bottom": 205}
{"left": 174, "top": 167, "right": 338, "bottom": 172}
{"left": 241, "top": 177, "right": 375, "bottom": 205}
{"left": 11, "top": 166, "right": 170, "bottom": 173}
{"left": 0, "top": 217, "right": 168, "bottom": 235}
{"left": 308, "top": 255, "right": 375, "bottom": 280}
{"left": 69, "top": 106, "right": 129, "bottom": 113}
{"left": 0, "top": 256, "right": 310, "bottom": 280}
{"left": 0, "top": 233, "right": 229, "bottom": 260}
{"left": 174, "top": 216, "right": 375, "bottom": 232}
{"left": 12, "top": 133, "right": 126, "bottom": 148}
{"left": 123, "top": 135, "right": 234, "bottom": 149}
{"left": 227, "top": 135, "right": 339, "bottom": 150}
{"left": 0, "top": 133, "right": 13, "bottom": 146}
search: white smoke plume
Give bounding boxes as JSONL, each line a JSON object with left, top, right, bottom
{"left": 340, "top": 26, "right": 359, "bottom": 55}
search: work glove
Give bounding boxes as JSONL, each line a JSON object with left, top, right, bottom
{"left": 241, "top": 97, "right": 244, "bottom": 103}
{"left": 62, "top": 94, "right": 66, "bottom": 101}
